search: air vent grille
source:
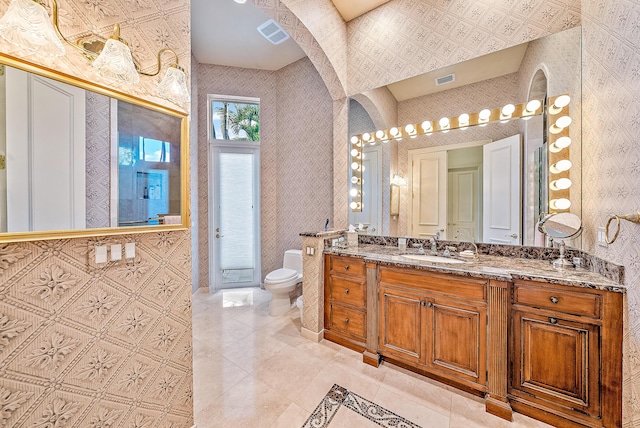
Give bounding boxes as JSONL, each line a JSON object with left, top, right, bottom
{"left": 257, "top": 19, "right": 290, "bottom": 45}
{"left": 435, "top": 74, "right": 455, "bottom": 86}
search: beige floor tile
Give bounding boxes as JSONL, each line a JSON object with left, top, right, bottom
{"left": 196, "top": 376, "right": 290, "bottom": 428}
{"left": 294, "top": 359, "right": 382, "bottom": 413}
{"left": 193, "top": 355, "right": 250, "bottom": 414}
{"left": 220, "top": 329, "right": 290, "bottom": 373}
{"left": 273, "top": 402, "right": 310, "bottom": 428}
{"left": 380, "top": 362, "right": 453, "bottom": 417}
{"left": 373, "top": 386, "right": 450, "bottom": 427}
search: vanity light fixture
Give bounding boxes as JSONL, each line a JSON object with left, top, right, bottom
{"left": 438, "top": 117, "right": 450, "bottom": 130}
{"left": 549, "top": 95, "right": 571, "bottom": 114}
{"left": 549, "top": 136, "right": 572, "bottom": 153}
{"left": 478, "top": 108, "right": 492, "bottom": 125}
{"left": 524, "top": 99, "right": 542, "bottom": 116}
{"left": 550, "top": 159, "right": 572, "bottom": 174}
{"left": 500, "top": 104, "right": 515, "bottom": 120}
{"left": 0, "top": 0, "right": 190, "bottom": 106}
{"left": 550, "top": 178, "right": 572, "bottom": 191}
{"left": 421, "top": 121, "right": 433, "bottom": 133}
{"left": 375, "top": 130, "right": 388, "bottom": 141}
{"left": 550, "top": 198, "right": 571, "bottom": 210}
{"left": 458, "top": 113, "right": 469, "bottom": 128}
{"left": 349, "top": 135, "right": 363, "bottom": 212}
{"left": 546, "top": 93, "right": 573, "bottom": 214}
{"left": 404, "top": 124, "right": 416, "bottom": 137}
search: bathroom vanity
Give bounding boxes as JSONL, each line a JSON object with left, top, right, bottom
{"left": 321, "top": 245, "right": 624, "bottom": 428}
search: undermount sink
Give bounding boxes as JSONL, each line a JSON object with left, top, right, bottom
{"left": 401, "top": 254, "right": 467, "bottom": 264}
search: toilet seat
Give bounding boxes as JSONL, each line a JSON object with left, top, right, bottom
{"left": 265, "top": 268, "right": 299, "bottom": 284}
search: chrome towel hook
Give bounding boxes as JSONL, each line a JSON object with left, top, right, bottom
{"left": 605, "top": 212, "right": 640, "bottom": 244}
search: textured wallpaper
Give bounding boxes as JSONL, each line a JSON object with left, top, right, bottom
{"left": 0, "top": 0, "right": 193, "bottom": 426}
{"left": 580, "top": 1, "right": 640, "bottom": 425}
{"left": 85, "top": 92, "right": 112, "bottom": 229}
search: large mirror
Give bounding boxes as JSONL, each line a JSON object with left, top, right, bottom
{"left": 0, "top": 54, "right": 189, "bottom": 242}
{"left": 349, "top": 26, "right": 581, "bottom": 248}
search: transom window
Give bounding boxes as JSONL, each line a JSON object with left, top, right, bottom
{"left": 211, "top": 97, "right": 260, "bottom": 142}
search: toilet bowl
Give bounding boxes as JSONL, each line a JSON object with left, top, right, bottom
{"left": 264, "top": 249, "right": 303, "bottom": 316}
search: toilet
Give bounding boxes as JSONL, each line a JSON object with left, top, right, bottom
{"left": 264, "top": 249, "right": 303, "bottom": 316}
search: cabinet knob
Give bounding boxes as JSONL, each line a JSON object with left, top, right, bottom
{"left": 420, "top": 301, "right": 426, "bottom": 306}
{"left": 344, "top": 265, "right": 349, "bottom": 270}
{"left": 344, "top": 289, "right": 349, "bottom": 294}
{"left": 427, "top": 302, "right": 433, "bottom": 307}
{"left": 344, "top": 318, "right": 349, "bottom": 324}
{"left": 549, "top": 317, "right": 558, "bottom": 324}
{"left": 550, "top": 296, "right": 559, "bottom": 304}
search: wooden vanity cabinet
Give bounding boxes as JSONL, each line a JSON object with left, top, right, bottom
{"left": 378, "top": 266, "right": 488, "bottom": 392}
{"left": 324, "top": 254, "right": 367, "bottom": 352}
{"left": 509, "top": 280, "right": 622, "bottom": 428}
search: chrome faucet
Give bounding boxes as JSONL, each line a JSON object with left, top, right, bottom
{"left": 429, "top": 237, "right": 437, "bottom": 254}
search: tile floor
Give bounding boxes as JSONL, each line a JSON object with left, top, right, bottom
{"left": 192, "top": 287, "right": 553, "bottom": 428}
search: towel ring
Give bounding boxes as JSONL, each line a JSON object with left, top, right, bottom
{"left": 605, "top": 212, "right": 640, "bottom": 244}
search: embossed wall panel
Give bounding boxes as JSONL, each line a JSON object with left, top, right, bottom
{"left": 581, "top": 1, "right": 640, "bottom": 425}
{"left": 85, "top": 92, "right": 111, "bottom": 229}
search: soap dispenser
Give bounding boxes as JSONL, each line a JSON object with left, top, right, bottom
{"left": 552, "top": 240, "right": 574, "bottom": 269}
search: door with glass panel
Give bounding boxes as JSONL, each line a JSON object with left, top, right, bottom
{"left": 208, "top": 95, "right": 261, "bottom": 289}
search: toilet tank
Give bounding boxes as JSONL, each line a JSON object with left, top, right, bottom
{"left": 283, "top": 249, "right": 303, "bottom": 275}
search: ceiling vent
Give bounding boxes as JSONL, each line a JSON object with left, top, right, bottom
{"left": 257, "top": 19, "right": 290, "bottom": 45}
{"left": 435, "top": 73, "right": 455, "bottom": 86}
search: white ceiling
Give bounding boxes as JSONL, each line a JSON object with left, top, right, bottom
{"left": 191, "top": 0, "right": 528, "bottom": 101}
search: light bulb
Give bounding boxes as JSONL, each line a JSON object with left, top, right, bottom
{"left": 550, "top": 198, "right": 571, "bottom": 210}
{"left": 550, "top": 178, "right": 572, "bottom": 190}
{"left": 555, "top": 136, "right": 572, "bottom": 149}
{"left": 351, "top": 162, "right": 359, "bottom": 170}
{"left": 362, "top": 132, "right": 370, "bottom": 141}
{"left": 351, "top": 136, "right": 359, "bottom": 145}
{"left": 350, "top": 148, "right": 359, "bottom": 157}
{"left": 550, "top": 95, "right": 571, "bottom": 114}
{"left": 550, "top": 159, "right": 572, "bottom": 173}
{"left": 421, "top": 121, "right": 432, "bottom": 132}
{"left": 390, "top": 127, "right": 399, "bottom": 137}
{"left": 555, "top": 116, "right": 572, "bottom": 129}
{"left": 439, "top": 117, "right": 450, "bottom": 128}
{"left": 405, "top": 124, "right": 415, "bottom": 134}
{"left": 458, "top": 114, "right": 469, "bottom": 126}
{"left": 350, "top": 201, "right": 361, "bottom": 210}
{"left": 525, "top": 99, "right": 541, "bottom": 113}
{"left": 375, "top": 130, "right": 385, "bottom": 139}
{"left": 501, "top": 104, "right": 515, "bottom": 117}
{"left": 350, "top": 188, "right": 359, "bottom": 197}
{"left": 351, "top": 176, "right": 359, "bottom": 184}
{"left": 479, "top": 109, "right": 491, "bottom": 121}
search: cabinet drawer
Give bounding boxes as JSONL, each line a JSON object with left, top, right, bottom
{"left": 328, "top": 304, "right": 366, "bottom": 339}
{"left": 329, "top": 275, "right": 366, "bottom": 307}
{"left": 329, "top": 255, "right": 366, "bottom": 277}
{"left": 513, "top": 282, "right": 601, "bottom": 319}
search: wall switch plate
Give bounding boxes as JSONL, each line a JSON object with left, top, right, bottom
{"left": 125, "top": 242, "right": 136, "bottom": 259}
{"left": 110, "top": 244, "right": 122, "bottom": 261}
{"left": 573, "top": 257, "right": 583, "bottom": 268}
{"left": 597, "top": 227, "right": 608, "bottom": 247}
{"left": 95, "top": 246, "right": 108, "bottom": 264}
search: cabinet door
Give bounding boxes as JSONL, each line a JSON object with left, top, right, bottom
{"left": 379, "top": 286, "right": 424, "bottom": 364}
{"left": 426, "top": 297, "right": 487, "bottom": 386}
{"left": 511, "top": 310, "right": 600, "bottom": 416}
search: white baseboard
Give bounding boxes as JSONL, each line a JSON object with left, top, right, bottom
{"left": 301, "top": 327, "right": 324, "bottom": 343}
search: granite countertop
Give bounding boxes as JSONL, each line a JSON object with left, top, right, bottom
{"left": 300, "top": 229, "right": 347, "bottom": 238}
{"left": 325, "top": 244, "right": 626, "bottom": 293}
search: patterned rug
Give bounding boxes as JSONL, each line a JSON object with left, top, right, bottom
{"left": 302, "top": 384, "right": 423, "bottom": 428}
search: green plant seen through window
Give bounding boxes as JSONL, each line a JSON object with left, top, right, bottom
{"left": 212, "top": 101, "right": 260, "bottom": 142}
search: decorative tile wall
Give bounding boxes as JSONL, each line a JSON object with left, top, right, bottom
{"left": 0, "top": 232, "right": 193, "bottom": 427}
{"left": 0, "top": 0, "right": 193, "bottom": 426}
{"left": 85, "top": 92, "right": 112, "bottom": 229}
{"left": 580, "top": 1, "right": 640, "bottom": 425}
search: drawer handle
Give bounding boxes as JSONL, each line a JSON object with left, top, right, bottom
{"left": 344, "top": 318, "right": 349, "bottom": 324}
{"left": 550, "top": 296, "right": 559, "bottom": 304}
{"left": 344, "top": 265, "right": 349, "bottom": 270}
{"left": 344, "top": 289, "right": 349, "bottom": 294}
{"left": 421, "top": 301, "right": 432, "bottom": 307}
{"left": 549, "top": 317, "right": 558, "bottom": 324}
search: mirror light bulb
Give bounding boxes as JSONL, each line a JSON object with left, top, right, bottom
{"left": 351, "top": 162, "right": 359, "bottom": 170}
{"left": 458, "top": 114, "right": 469, "bottom": 126}
{"left": 555, "top": 116, "right": 572, "bottom": 129}
{"left": 525, "top": 99, "right": 541, "bottom": 112}
{"left": 350, "top": 136, "right": 359, "bottom": 145}
{"left": 405, "top": 124, "right": 415, "bottom": 134}
{"left": 550, "top": 159, "right": 572, "bottom": 173}
{"left": 421, "top": 121, "right": 432, "bottom": 131}
{"left": 550, "top": 178, "right": 572, "bottom": 190}
{"left": 555, "top": 136, "right": 572, "bottom": 149}
{"left": 350, "top": 148, "right": 359, "bottom": 157}
{"left": 550, "top": 198, "right": 571, "bottom": 210}
{"left": 439, "top": 117, "right": 450, "bottom": 128}
{"left": 553, "top": 95, "right": 571, "bottom": 109}
{"left": 390, "top": 127, "right": 399, "bottom": 136}
{"left": 501, "top": 104, "right": 515, "bottom": 116}
{"left": 350, "top": 188, "right": 358, "bottom": 197}
{"left": 479, "top": 109, "right": 491, "bottom": 121}
{"left": 351, "top": 176, "right": 359, "bottom": 184}
{"left": 362, "top": 132, "right": 370, "bottom": 141}
{"left": 375, "top": 130, "right": 385, "bottom": 139}
{"left": 350, "top": 201, "right": 358, "bottom": 210}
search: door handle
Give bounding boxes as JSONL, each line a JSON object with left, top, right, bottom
{"left": 216, "top": 234, "right": 224, "bottom": 238}
{"left": 216, "top": 227, "right": 220, "bottom": 232}
{"left": 505, "top": 233, "right": 518, "bottom": 238}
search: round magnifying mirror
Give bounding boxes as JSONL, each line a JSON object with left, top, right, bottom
{"left": 537, "top": 212, "right": 582, "bottom": 239}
